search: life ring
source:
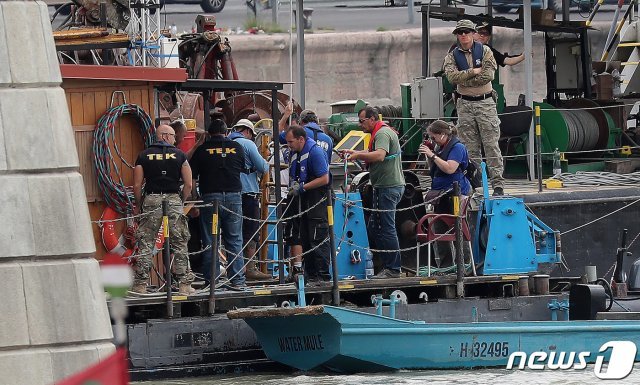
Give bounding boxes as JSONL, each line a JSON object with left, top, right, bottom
{"left": 99, "top": 206, "right": 164, "bottom": 260}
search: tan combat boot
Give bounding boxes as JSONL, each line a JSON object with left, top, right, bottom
{"left": 246, "top": 260, "right": 272, "bottom": 281}
{"left": 178, "top": 282, "right": 196, "bottom": 296}
{"left": 130, "top": 282, "right": 147, "bottom": 294}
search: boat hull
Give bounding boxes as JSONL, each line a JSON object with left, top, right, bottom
{"left": 243, "top": 306, "right": 640, "bottom": 372}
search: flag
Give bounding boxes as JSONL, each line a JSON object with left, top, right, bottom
{"left": 56, "top": 347, "right": 129, "bottom": 385}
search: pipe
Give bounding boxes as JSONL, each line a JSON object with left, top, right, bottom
{"left": 163, "top": 198, "right": 173, "bottom": 318}
{"left": 208, "top": 200, "right": 219, "bottom": 315}
{"left": 535, "top": 106, "right": 542, "bottom": 192}
{"left": 454, "top": 182, "right": 464, "bottom": 298}
{"left": 328, "top": 192, "right": 340, "bottom": 306}
{"left": 602, "top": 0, "right": 625, "bottom": 60}
{"left": 586, "top": 0, "right": 604, "bottom": 27}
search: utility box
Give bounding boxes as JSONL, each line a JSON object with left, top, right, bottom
{"left": 160, "top": 38, "right": 180, "bottom": 68}
{"left": 411, "top": 77, "right": 443, "bottom": 120}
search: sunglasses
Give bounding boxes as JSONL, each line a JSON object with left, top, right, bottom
{"left": 477, "top": 31, "right": 490, "bottom": 36}
{"left": 456, "top": 30, "right": 473, "bottom": 35}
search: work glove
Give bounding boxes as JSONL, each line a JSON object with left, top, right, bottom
{"left": 287, "top": 181, "right": 304, "bottom": 197}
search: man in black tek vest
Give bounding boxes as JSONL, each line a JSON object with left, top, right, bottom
{"left": 191, "top": 119, "right": 247, "bottom": 288}
{"left": 133, "top": 124, "right": 194, "bottom": 295}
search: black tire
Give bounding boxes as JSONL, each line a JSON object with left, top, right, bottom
{"left": 493, "top": 6, "right": 513, "bottom": 14}
{"left": 200, "top": 0, "right": 226, "bottom": 13}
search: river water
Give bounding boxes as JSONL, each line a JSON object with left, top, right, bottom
{"left": 137, "top": 365, "right": 640, "bottom": 385}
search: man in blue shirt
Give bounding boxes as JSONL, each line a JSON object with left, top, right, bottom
{"left": 279, "top": 107, "right": 333, "bottom": 163}
{"left": 228, "top": 119, "right": 271, "bottom": 280}
{"left": 284, "top": 125, "right": 331, "bottom": 285}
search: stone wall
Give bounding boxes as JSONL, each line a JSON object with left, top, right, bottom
{"left": 0, "top": 2, "right": 114, "bottom": 384}
{"left": 228, "top": 24, "right": 608, "bottom": 118}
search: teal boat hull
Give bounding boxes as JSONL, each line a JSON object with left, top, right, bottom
{"left": 239, "top": 306, "right": 640, "bottom": 372}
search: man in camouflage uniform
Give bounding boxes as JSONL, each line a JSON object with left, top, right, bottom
{"left": 443, "top": 19, "right": 505, "bottom": 195}
{"left": 132, "top": 124, "right": 195, "bottom": 295}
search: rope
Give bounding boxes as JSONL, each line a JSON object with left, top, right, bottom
{"left": 561, "top": 197, "right": 640, "bottom": 235}
{"left": 552, "top": 171, "right": 640, "bottom": 187}
{"left": 218, "top": 196, "right": 327, "bottom": 222}
{"left": 93, "top": 103, "right": 155, "bottom": 215}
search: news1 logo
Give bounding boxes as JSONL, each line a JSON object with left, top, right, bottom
{"left": 507, "top": 341, "right": 637, "bottom": 380}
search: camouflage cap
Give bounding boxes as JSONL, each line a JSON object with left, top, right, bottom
{"left": 299, "top": 109, "right": 318, "bottom": 123}
{"left": 452, "top": 19, "right": 477, "bottom": 34}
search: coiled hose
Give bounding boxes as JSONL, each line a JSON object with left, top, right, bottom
{"left": 93, "top": 104, "right": 155, "bottom": 215}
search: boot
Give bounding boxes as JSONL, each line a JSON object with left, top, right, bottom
{"left": 130, "top": 282, "right": 147, "bottom": 294}
{"left": 285, "top": 266, "right": 304, "bottom": 283}
{"left": 246, "top": 260, "right": 272, "bottom": 281}
{"left": 178, "top": 282, "right": 196, "bottom": 296}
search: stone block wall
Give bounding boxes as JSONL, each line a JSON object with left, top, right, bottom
{"left": 0, "top": 2, "right": 114, "bottom": 384}
{"left": 228, "top": 24, "right": 608, "bottom": 119}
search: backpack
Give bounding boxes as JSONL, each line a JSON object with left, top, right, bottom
{"left": 464, "top": 159, "right": 483, "bottom": 190}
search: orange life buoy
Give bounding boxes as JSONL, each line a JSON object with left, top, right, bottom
{"left": 99, "top": 206, "right": 164, "bottom": 260}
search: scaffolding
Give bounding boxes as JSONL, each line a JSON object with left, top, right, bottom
{"left": 127, "top": 0, "right": 162, "bottom": 67}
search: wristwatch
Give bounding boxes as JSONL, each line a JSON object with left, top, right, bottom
{"left": 429, "top": 154, "right": 437, "bottom": 161}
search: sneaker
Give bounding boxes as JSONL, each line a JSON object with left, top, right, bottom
{"left": 492, "top": 187, "right": 504, "bottom": 196}
{"left": 371, "top": 268, "right": 400, "bottom": 279}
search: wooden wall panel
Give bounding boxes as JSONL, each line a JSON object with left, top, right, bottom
{"left": 63, "top": 80, "right": 158, "bottom": 259}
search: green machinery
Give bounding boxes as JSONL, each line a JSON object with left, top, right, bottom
{"left": 327, "top": 73, "right": 624, "bottom": 175}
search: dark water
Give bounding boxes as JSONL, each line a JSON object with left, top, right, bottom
{"left": 137, "top": 365, "right": 640, "bottom": 385}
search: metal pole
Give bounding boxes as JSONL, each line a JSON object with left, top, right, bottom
{"left": 524, "top": 0, "right": 535, "bottom": 180}
{"left": 407, "top": 0, "right": 414, "bottom": 25}
{"left": 422, "top": 8, "right": 429, "bottom": 77}
{"left": 272, "top": 0, "right": 278, "bottom": 25}
{"left": 208, "top": 200, "right": 219, "bottom": 315}
{"left": 296, "top": 0, "right": 305, "bottom": 108}
{"left": 535, "top": 106, "right": 543, "bottom": 192}
{"left": 603, "top": 0, "right": 625, "bottom": 60}
{"left": 327, "top": 191, "right": 340, "bottom": 305}
{"left": 271, "top": 89, "right": 286, "bottom": 284}
{"left": 453, "top": 182, "right": 464, "bottom": 298}
{"left": 162, "top": 198, "right": 173, "bottom": 318}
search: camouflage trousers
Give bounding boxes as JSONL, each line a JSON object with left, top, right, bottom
{"left": 456, "top": 97, "right": 505, "bottom": 189}
{"left": 134, "top": 193, "right": 193, "bottom": 285}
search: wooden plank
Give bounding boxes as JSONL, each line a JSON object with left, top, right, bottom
{"left": 82, "top": 92, "right": 97, "bottom": 125}
{"left": 75, "top": 130, "right": 100, "bottom": 201}
{"left": 227, "top": 305, "right": 325, "bottom": 319}
{"left": 94, "top": 90, "right": 107, "bottom": 121}
{"left": 69, "top": 92, "right": 84, "bottom": 126}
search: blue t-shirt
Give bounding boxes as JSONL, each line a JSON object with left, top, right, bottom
{"left": 230, "top": 135, "right": 269, "bottom": 194}
{"left": 280, "top": 123, "right": 333, "bottom": 162}
{"left": 304, "top": 144, "right": 329, "bottom": 181}
{"left": 431, "top": 143, "right": 471, "bottom": 195}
